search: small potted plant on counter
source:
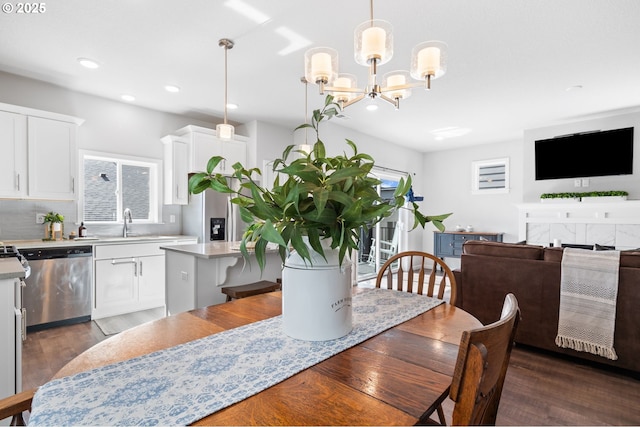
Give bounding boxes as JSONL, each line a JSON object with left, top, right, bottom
{"left": 44, "top": 211, "right": 64, "bottom": 240}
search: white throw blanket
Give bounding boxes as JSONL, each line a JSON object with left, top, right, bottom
{"left": 556, "top": 248, "right": 620, "bottom": 360}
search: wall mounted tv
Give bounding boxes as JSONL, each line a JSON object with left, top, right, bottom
{"left": 535, "top": 127, "right": 634, "bottom": 180}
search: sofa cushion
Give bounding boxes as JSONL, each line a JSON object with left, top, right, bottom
{"left": 462, "top": 240, "right": 544, "bottom": 260}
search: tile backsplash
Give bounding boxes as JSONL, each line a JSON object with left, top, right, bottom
{"left": 0, "top": 200, "right": 182, "bottom": 241}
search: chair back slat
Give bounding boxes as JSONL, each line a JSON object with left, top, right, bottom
{"left": 375, "top": 251, "right": 457, "bottom": 306}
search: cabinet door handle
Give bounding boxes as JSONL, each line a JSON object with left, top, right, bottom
{"left": 111, "top": 258, "right": 136, "bottom": 265}
{"left": 16, "top": 173, "right": 20, "bottom": 191}
{"left": 134, "top": 262, "right": 138, "bottom": 277}
{"left": 176, "top": 184, "right": 179, "bottom": 199}
{"left": 139, "top": 260, "right": 143, "bottom": 276}
{"left": 21, "top": 308, "right": 27, "bottom": 341}
{"left": 72, "top": 177, "right": 75, "bottom": 193}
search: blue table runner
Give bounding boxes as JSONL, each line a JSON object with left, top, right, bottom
{"left": 29, "top": 288, "right": 443, "bottom": 426}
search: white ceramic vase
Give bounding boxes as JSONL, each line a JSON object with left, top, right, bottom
{"left": 282, "top": 238, "right": 353, "bottom": 341}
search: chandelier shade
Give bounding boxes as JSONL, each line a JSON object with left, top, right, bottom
{"left": 354, "top": 19, "right": 393, "bottom": 65}
{"left": 304, "top": 0, "right": 448, "bottom": 110}
{"left": 304, "top": 47, "right": 338, "bottom": 85}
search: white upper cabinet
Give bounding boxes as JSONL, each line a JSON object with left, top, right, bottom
{"left": 27, "top": 116, "right": 77, "bottom": 199}
{"left": 0, "top": 103, "right": 83, "bottom": 200}
{"left": 175, "top": 125, "right": 247, "bottom": 175}
{"left": 161, "top": 125, "right": 247, "bottom": 205}
{"left": 161, "top": 135, "right": 189, "bottom": 205}
{"left": 0, "top": 111, "right": 27, "bottom": 198}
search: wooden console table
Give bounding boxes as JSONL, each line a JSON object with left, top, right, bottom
{"left": 434, "top": 231, "right": 504, "bottom": 260}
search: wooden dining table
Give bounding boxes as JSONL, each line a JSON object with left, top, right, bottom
{"left": 52, "top": 289, "right": 481, "bottom": 425}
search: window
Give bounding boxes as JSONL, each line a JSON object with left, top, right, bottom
{"left": 472, "top": 157, "right": 510, "bottom": 194}
{"left": 79, "top": 150, "right": 161, "bottom": 223}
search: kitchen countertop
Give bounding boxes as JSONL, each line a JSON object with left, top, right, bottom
{"left": 161, "top": 241, "right": 280, "bottom": 260}
{"left": 0, "top": 257, "right": 26, "bottom": 280}
{"left": 6, "top": 235, "right": 197, "bottom": 249}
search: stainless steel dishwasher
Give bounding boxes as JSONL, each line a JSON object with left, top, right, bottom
{"left": 22, "top": 246, "right": 93, "bottom": 331}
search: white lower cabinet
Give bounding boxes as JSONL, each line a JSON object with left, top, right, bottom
{"left": 93, "top": 242, "right": 170, "bottom": 319}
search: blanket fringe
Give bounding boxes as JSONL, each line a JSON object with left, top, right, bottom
{"left": 555, "top": 335, "right": 618, "bottom": 360}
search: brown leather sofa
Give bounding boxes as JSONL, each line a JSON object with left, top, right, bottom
{"left": 453, "top": 240, "right": 640, "bottom": 374}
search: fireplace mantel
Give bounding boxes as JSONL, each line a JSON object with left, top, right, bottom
{"left": 517, "top": 201, "right": 640, "bottom": 249}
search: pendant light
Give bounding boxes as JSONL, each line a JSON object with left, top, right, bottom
{"left": 216, "top": 38, "right": 235, "bottom": 141}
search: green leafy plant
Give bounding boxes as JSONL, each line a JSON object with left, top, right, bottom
{"left": 189, "top": 96, "right": 451, "bottom": 270}
{"left": 43, "top": 212, "right": 64, "bottom": 223}
{"left": 540, "top": 191, "right": 628, "bottom": 199}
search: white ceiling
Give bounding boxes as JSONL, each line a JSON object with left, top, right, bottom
{"left": 1, "top": 0, "right": 639, "bottom": 152}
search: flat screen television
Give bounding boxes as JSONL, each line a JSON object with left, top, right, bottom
{"left": 535, "top": 127, "right": 634, "bottom": 180}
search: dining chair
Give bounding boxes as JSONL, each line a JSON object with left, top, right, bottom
{"left": 417, "top": 293, "right": 521, "bottom": 426}
{"left": 0, "top": 388, "right": 36, "bottom": 426}
{"left": 375, "top": 251, "right": 457, "bottom": 306}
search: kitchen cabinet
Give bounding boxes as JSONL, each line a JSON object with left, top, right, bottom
{"left": 93, "top": 242, "right": 170, "bottom": 319}
{"left": 0, "top": 260, "right": 26, "bottom": 413}
{"left": 173, "top": 125, "right": 247, "bottom": 175}
{"left": 27, "top": 116, "right": 77, "bottom": 199}
{"left": 0, "top": 111, "right": 27, "bottom": 198}
{"left": 161, "top": 135, "right": 189, "bottom": 205}
{"left": 0, "top": 103, "right": 83, "bottom": 201}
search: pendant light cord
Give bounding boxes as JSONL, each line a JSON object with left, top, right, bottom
{"left": 219, "top": 38, "right": 234, "bottom": 125}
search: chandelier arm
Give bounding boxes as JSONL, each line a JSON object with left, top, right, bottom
{"left": 379, "top": 81, "right": 424, "bottom": 93}
{"left": 379, "top": 94, "right": 400, "bottom": 110}
{"left": 323, "top": 86, "right": 366, "bottom": 94}
{"left": 340, "top": 94, "right": 367, "bottom": 109}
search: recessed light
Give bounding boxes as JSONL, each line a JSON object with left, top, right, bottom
{"left": 77, "top": 57, "right": 100, "bottom": 69}
{"left": 121, "top": 94, "right": 136, "bottom": 102}
{"left": 164, "top": 85, "right": 180, "bottom": 93}
{"left": 226, "top": 103, "right": 238, "bottom": 110}
{"left": 566, "top": 85, "right": 583, "bottom": 92}
{"left": 366, "top": 104, "right": 378, "bottom": 111}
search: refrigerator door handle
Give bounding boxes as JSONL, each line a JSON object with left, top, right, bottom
{"left": 227, "top": 196, "right": 234, "bottom": 242}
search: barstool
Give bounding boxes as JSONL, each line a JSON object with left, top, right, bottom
{"left": 221, "top": 280, "right": 281, "bottom": 302}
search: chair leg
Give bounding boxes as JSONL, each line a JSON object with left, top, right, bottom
{"left": 436, "top": 404, "right": 446, "bottom": 425}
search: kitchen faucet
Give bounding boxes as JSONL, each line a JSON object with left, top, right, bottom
{"left": 123, "top": 208, "right": 132, "bottom": 237}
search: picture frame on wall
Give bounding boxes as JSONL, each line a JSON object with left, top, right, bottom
{"left": 472, "top": 157, "right": 510, "bottom": 194}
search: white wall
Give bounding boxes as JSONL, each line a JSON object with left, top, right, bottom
{"left": 422, "top": 139, "right": 524, "bottom": 267}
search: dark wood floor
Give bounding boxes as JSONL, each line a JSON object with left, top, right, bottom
{"left": 22, "top": 321, "right": 640, "bottom": 425}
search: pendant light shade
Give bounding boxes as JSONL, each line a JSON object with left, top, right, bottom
{"left": 410, "top": 41, "right": 448, "bottom": 88}
{"left": 217, "top": 38, "right": 235, "bottom": 141}
{"left": 305, "top": 47, "right": 338, "bottom": 85}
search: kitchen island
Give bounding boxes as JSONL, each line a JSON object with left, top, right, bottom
{"left": 161, "top": 241, "right": 282, "bottom": 315}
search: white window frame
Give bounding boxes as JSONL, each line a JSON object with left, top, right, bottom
{"left": 472, "top": 157, "right": 510, "bottom": 195}
{"left": 78, "top": 150, "right": 163, "bottom": 224}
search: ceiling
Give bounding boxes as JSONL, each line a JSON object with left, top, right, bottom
{"left": 1, "top": 0, "right": 639, "bottom": 152}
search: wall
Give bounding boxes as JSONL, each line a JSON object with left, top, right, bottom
{"left": 422, "top": 139, "right": 524, "bottom": 267}
{"left": 0, "top": 71, "right": 216, "bottom": 240}
{"left": 523, "top": 110, "right": 640, "bottom": 201}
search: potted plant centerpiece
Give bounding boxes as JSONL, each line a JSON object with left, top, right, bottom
{"left": 44, "top": 211, "right": 64, "bottom": 240}
{"left": 189, "top": 96, "right": 451, "bottom": 340}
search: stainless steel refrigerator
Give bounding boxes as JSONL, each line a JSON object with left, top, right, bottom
{"left": 182, "top": 180, "right": 246, "bottom": 243}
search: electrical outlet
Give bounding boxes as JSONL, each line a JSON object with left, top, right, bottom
{"left": 36, "top": 213, "right": 46, "bottom": 224}
{"left": 574, "top": 179, "right": 581, "bottom": 187}
{"left": 581, "top": 178, "right": 590, "bottom": 187}
{"left": 169, "top": 214, "right": 176, "bottom": 223}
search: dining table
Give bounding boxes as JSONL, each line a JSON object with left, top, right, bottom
{"left": 40, "top": 287, "right": 481, "bottom": 426}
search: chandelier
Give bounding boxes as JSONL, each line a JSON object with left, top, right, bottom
{"left": 216, "top": 38, "right": 235, "bottom": 140}
{"left": 304, "top": 0, "right": 447, "bottom": 110}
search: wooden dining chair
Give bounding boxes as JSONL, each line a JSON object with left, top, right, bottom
{"left": 418, "top": 293, "right": 521, "bottom": 426}
{"left": 375, "top": 251, "right": 457, "bottom": 306}
{"left": 0, "top": 388, "right": 36, "bottom": 426}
